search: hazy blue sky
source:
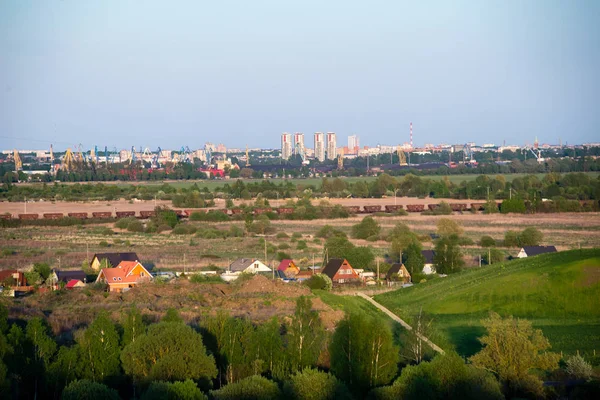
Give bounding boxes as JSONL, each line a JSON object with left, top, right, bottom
{"left": 1, "top": 0, "right": 598, "bottom": 151}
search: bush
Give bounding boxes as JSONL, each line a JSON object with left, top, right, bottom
{"left": 305, "top": 274, "right": 333, "bottom": 291}
{"left": 296, "top": 240, "right": 308, "bottom": 250}
{"left": 127, "top": 220, "right": 145, "bottom": 233}
{"left": 189, "top": 212, "right": 205, "bottom": 221}
{"left": 316, "top": 225, "right": 346, "bottom": 239}
{"left": 431, "top": 201, "right": 453, "bottom": 215}
{"left": 172, "top": 224, "right": 197, "bottom": 235}
{"left": 504, "top": 230, "right": 520, "bottom": 247}
{"left": 284, "top": 368, "right": 352, "bottom": 400}
{"left": 276, "top": 232, "right": 290, "bottom": 239}
{"left": 141, "top": 380, "right": 207, "bottom": 400}
{"left": 351, "top": 216, "right": 381, "bottom": 239}
{"left": 156, "top": 224, "right": 172, "bottom": 233}
{"left": 116, "top": 216, "right": 136, "bottom": 229}
{"left": 501, "top": 198, "right": 526, "bottom": 213}
{"left": 483, "top": 200, "right": 499, "bottom": 214}
{"left": 518, "top": 227, "right": 543, "bottom": 246}
{"left": 291, "top": 232, "right": 302, "bottom": 240}
{"left": 565, "top": 355, "right": 593, "bottom": 381}
{"left": 62, "top": 380, "right": 120, "bottom": 400}
{"left": 277, "top": 251, "right": 291, "bottom": 261}
{"left": 278, "top": 243, "right": 290, "bottom": 250}
{"left": 366, "top": 235, "right": 379, "bottom": 242}
{"left": 99, "top": 240, "right": 109, "bottom": 247}
{"left": 482, "top": 248, "right": 505, "bottom": 265}
{"left": 210, "top": 376, "right": 281, "bottom": 400}
{"left": 480, "top": 236, "right": 496, "bottom": 247}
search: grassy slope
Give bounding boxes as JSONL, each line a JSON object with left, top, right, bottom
{"left": 314, "top": 290, "right": 398, "bottom": 328}
{"left": 374, "top": 249, "right": 600, "bottom": 357}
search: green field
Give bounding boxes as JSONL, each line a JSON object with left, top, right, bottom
{"left": 105, "top": 172, "right": 600, "bottom": 190}
{"left": 374, "top": 249, "right": 600, "bottom": 358}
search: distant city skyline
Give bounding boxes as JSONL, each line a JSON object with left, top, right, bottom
{"left": 1, "top": 1, "right": 598, "bottom": 150}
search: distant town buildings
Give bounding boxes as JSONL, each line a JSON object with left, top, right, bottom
{"left": 326, "top": 132, "right": 337, "bottom": 160}
{"left": 293, "top": 133, "right": 305, "bottom": 157}
{"left": 281, "top": 132, "right": 292, "bottom": 160}
{"left": 347, "top": 135, "right": 359, "bottom": 155}
{"left": 314, "top": 132, "right": 325, "bottom": 162}
{"left": 216, "top": 143, "right": 227, "bottom": 153}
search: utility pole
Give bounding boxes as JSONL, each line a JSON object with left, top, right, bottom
{"left": 488, "top": 248, "right": 491, "bottom": 265}
{"left": 24, "top": 197, "right": 26, "bottom": 214}
{"left": 377, "top": 258, "right": 380, "bottom": 286}
{"left": 479, "top": 254, "right": 482, "bottom": 267}
{"left": 86, "top": 242, "right": 89, "bottom": 265}
{"left": 509, "top": 188, "right": 512, "bottom": 200}
{"left": 183, "top": 253, "right": 186, "bottom": 274}
{"left": 487, "top": 187, "right": 490, "bottom": 201}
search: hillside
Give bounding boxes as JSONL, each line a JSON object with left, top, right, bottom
{"left": 374, "top": 249, "right": 600, "bottom": 357}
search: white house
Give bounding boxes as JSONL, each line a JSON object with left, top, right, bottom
{"left": 221, "top": 258, "right": 271, "bottom": 281}
{"left": 517, "top": 246, "right": 557, "bottom": 258}
{"left": 422, "top": 250, "right": 436, "bottom": 275}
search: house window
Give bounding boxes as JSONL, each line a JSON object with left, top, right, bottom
{"left": 254, "top": 263, "right": 259, "bottom": 269}
{"left": 338, "top": 279, "right": 345, "bottom": 283}
{"left": 141, "top": 272, "right": 144, "bottom": 277}
{"left": 112, "top": 277, "right": 116, "bottom": 281}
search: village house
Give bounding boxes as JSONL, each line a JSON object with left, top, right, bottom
{"left": 517, "top": 246, "right": 557, "bottom": 258}
{"left": 90, "top": 252, "right": 140, "bottom": 271}
{"left": 422, "top": 250, "right": 436, "bottom": 274}
{"left": 48, "top": 270, "right": 87, "bottom": 288}
{"left": 322, "top": 258, "right": 360, "bottom": 284}
{"left": 65, "top": 279, "right": 86, "bottom": 289}
{"left": 221, "top": 258, "right": 272, "bottom": 281}
{"left": 0, "top": 270, "right": 27, "bottom": 288}
{"left": 95, "top": 260, "right": 152, "bottom": 292}
{"left": 277, "top": 259, "right": 300, "bottom": 278}
{"left": 386, "top": 263, "right": 412, "bottom": 285}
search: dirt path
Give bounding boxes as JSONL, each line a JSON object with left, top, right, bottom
{"left": 355, "top": 292, "right": 445, "bottom": 355}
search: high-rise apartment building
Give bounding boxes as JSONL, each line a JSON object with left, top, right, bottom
{"left": 281, "top": 132, "right": 292, "bottom": 160}
{"left": 326, "top": 132, "right": 337, "bottom": 160}
{"left": 314, "top": 132, "right": 325, "bottom": 162}
{"left": 348, "top": 135, "right": 359, "bottom": 150}
{"left": 293, "top": 132, "right": 305, "bottom": 156}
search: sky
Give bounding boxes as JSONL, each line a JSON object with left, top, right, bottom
{"left": 1, "top": 0, "right": 599, "bottom": 151}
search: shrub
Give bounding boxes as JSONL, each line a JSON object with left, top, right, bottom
{"left": 283, "top": 368, "right": 352, "bottom": 400}
{"left": 431, "top": 201, "right": 453, "bottom": 215}
{"left": 116, "top": 216, "right": 136, "bottom": 229}
{"left": 1, "top": 248, "right": 15, "bottom": 257}
{"left": 172, "top": 224, "right": 197, "bottom": 235}
{"left": 277, "top": 251, "right": 291, "bottom": 261}
{"left": 504, "top": 230, "right": 520, "bottom": 247}
{"left": 518, "top": 227, "right": 543, "bottom": 246}
{"left": 305, "top": 274, "right": 333, "bottom": 291}
{"left": 351, "top": 216, "right": 381, "bottom": 239}
{"left": 141, "top": 380, "right": 207, "bottom": 400}
{"left": 316, "top": 225, "right": 346, "bottom": 239}
{"left": 296, "top": 240, "right": 308, "bottom": 250}
{"left": 62, "top": 380, "right": 120, "bottom": 400}
{"left": 278, "top": 243, "right": 290, "bottom": 250}
{"left": 366, "top": 235, "right": 379, "bottom": 242}
{"left": 501, "top": 198, "right": 526, "bottom": 213}
{"left": 482, "top": 248, "right": 505, "bottom": 265}
{"left": 483, "top": 200, "right": 499, "bottom": 214}
{"left": 210, "top": 376, "right": 280, "bottom": 400}
{"left": 99, "top": 240, "right": 109, "bottom": 247}
{"left": 480, "top": 236, "right": 496, "bottom": 247}
{"left": 291, "top": 232, "right": 302, "bottom": 240}
{"left": 156, "top": 224, "right": 172, "bottom": 233}
{"left": 565, "top": 355, "right": 593, "bottom": 381}
{"left": 127, "top": 220, "right": 145, "bottom": 233}
{"left": 276, "top": 232, "right": 290, "bottom": 239}
{"left": 189, "top": 212, "right": 205, "bottom": 221}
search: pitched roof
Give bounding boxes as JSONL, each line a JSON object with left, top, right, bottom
{"left": 422, "top": 250, "right": 435, "bottom": 264}
{"left": 321, "top": 258, "right": 345, "bottom": 279}
{"left": 55, "top": 270, "right": 86, "bottom": 283}
{"left": 386, "top": 263, "right": 402, "bottom": 279}
{"left": 93, "top": 252, "right": 140, "bottom": 267}
{"left": 230, "top": 258, "right": 257, "bottom": 272}
{"left": 277, "top": 259, "right": 297, "bottom": 271}
{"left": 66, "top": 279, "right": 83, "bottom": 288}
{"left": 522, "top": 246, "right": 557, "bottom": 256}
{"left": 0, "top": 270, "right": 26, "bottom": 286}
{"left": 99, "top": 261, "right": 151, "bottom": 285}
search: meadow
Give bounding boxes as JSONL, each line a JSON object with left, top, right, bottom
{"left": 374, "top": 249, "right": 600, "bottom": 358}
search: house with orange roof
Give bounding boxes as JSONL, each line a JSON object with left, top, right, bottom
{"left": 95, "top": 260, "right": 152, "bottom": 292}
{"left": 277, "top": 259, "right": 300, "bottom": 278}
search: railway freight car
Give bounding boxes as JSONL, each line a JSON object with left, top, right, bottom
{"left": 43, "top": 213, "right": 64, "bottom": 220}
{"left": 384, "top": 205, "right": 404, "bottom": 213}
{"left": 406, "top": 204, "right": 425, "bottom": 212}
{"left": 18, "top": 213, "right": 39, "bottom": 220}
{"left": 68, "top": 212, "right": 88, "bottom": 219}
{"left": 363, "top": 205, "right": 382, "bottom": 213}
{"left": 116, "top": 211, "right": 136, "bottom": 218}
{"left": 92, "top": 212, "right": 113, "bottom": 219}
{"left": 139, "top": 211, "right": 156, "bottom": 218}
{"left": 344, "top": 206, "right": 360, "bottom": 214}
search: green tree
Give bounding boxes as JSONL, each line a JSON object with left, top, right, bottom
{"left": 500, "top": 197, "right": 526, "bottom": 213}
{"left": 330, "top": 313, "right": 399, "bottom": 393}
{"left": 385, "top": 352, "right": 503, "bottom": 400}
{"left": 247, "top": 317, "right": 286, "bottom": 379}
{"left": 78, "top": 312, "right": 121, "bottom": 382}
{"left": 283, "top": 368, "right": 352, "bottom": 400}
{"left": 210, "top": 375, "right": 280, "bottom": 400}
{"left": 470, "top": 312, "right": 560, "bottom": 398}
{"left": 61, "top": 379, "right": 120, "bottom": 400}
{"left": 122, "top": 306, "right": 145, "bottom": 347}
{"left": 163, "top": 308, "right": 184, "bottom": 323}
{"left": 351, "top": 216, "right": 381, "bottom": 240}
{"left": 518, "top": 227, "right": 543, "bottom": 246}
{"left": 141, "top": 380, "right": 207, "bottom": 400}
{"left": 436, "top": 218, "right": 464, "bottom": 237}
{"left": 479, "top": 235, "right": 496, "bottom": 247}
{"left": 288, "top": 297, "right": 326, "bottom": 372}
{"left": 121, "top": 322, "right": 217, "bottom": 384}
{"left": 48, "top": 345, "right": 81, "bottom": 398}
{"left": 33, "top": 262, "right": 52, "bottom": 282}
{"left": 482, "top": 248, "right": 504, "bottom": 265}
{"left": 503, "top": 230, "right": 520, "bottom": 247}
{"left": 26, "top": 317, "right": 57, "bottom": 396}
{"left": 404, "top": 242, "right": 425, "bottom": 276}
{"left": 433, "top": 234, "right": 464, "bottom": 274}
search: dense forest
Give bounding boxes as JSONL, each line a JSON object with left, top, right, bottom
{"left": 1, "top": 296, "right": 596, "bottom": 400}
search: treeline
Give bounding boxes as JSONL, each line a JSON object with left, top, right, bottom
{"left": 1, "top": 298, "right": 596, "bottom": 399}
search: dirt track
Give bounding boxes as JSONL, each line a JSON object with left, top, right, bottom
{"left": 0, "top": 196, "right": 478, "bottom": 217}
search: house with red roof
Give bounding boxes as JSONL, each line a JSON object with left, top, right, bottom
{"left": 95, "top": 260, "right": 152, "bottom": 292}
{"left": 66, "top": 279, "right": 86, "bottom": 289}
{"left": 277, "top": 259, "right": 299, "bottom": 278}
